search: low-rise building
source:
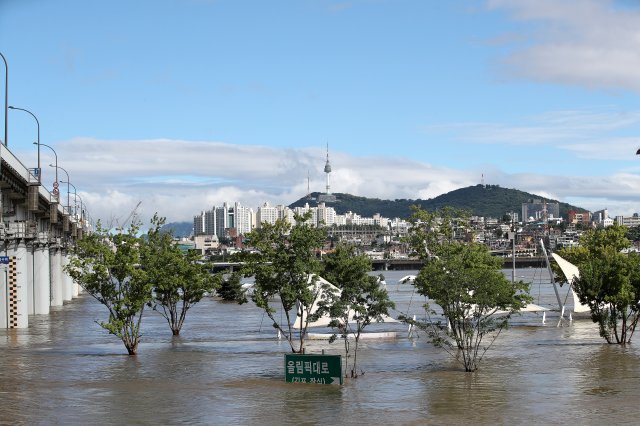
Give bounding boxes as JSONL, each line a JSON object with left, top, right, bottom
{"left": 193, "top": 234, "right": 219, "bottom": 255}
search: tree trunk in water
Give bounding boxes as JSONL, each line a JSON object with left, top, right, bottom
{"left": 352, "top": 336, "right": 359, "bottom": 378}
{"left": 125, "top": 340, "right": 138, "bottom": 355}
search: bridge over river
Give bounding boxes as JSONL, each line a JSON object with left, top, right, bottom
{"left": 0, "top": 143, "right": 87, "bottom": 329}
{"left": 370, "top": 256, "right": 547, "bottom": 270}
{"left": 211, "top": 256, "right": 549, "bottom": 274}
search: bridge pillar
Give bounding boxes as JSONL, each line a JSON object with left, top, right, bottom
{"left": 27, "top": 243, "right": 35, "bottom": 315}
{"left": 50, "top": 247, "right": 63, "bottom": 307}
{"left": 2, "top": 240, "right": 29, "bottom": 328}
{"left": 56, "top": 250, "right": 73, "bottom": 302}
{"left": 68, "top": 252, "right": 80, "bottom": 297}
{"left": 0, "top": 265, "right": 4, "bottom": 328}
{"left": 61, "top": 251, "right": 73, "bottom": 300}
{"left": 33, "top": 244, "right": 50, "bottom": 314}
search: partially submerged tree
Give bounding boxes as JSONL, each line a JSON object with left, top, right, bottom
{"left": 65, "top": 220, "right": 151, "bottom": 355}
{"left": 217, "top": 272, "right": 248, "bottom": 304}
{"left": 142, "top": 214, "right": 219, "bottom": 336}
{"left": 322, "top": 244, "right": 395, "bottom": 378}
{"left": 558, "top": 225, "right": 640, "bottom": 345}
{"left": 406, "top": 206, "right": 531, "bottom": 372}
{"left": 239, "top": 213, "right": 327, "bottom": 353}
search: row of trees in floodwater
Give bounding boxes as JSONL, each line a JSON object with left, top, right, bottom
{"left": 65, "top": 214, "right": 218, "bottom": 354}
{"left": 66, "top": 207, "right": 640, "bottom": 374}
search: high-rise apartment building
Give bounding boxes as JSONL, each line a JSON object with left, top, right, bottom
{"left": 234, "top": 202, "right": 254, "bottom": 235}
{"left": 193, "top": 209, "right": 217, "bottom": 236}
{"left": 316, "top": 202, "right": 336, "bottom": 226}
{"left": 196, "top": 200, "right": 411, "bottom": 237}
{"left": 193, "top": 202, "right": 254, "bottom": 237}
{"left": 293, "top": 203, "right": 318, "bottom": 225}
{"left": 256, "top": 202, "right": 278, "bottom": 227}
{"left": 194, "top": 211, "right": 205, "bottom": 235}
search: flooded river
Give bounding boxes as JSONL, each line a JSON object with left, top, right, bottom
{"left": 1, "top": 270, "right": 640, "bottom": 424}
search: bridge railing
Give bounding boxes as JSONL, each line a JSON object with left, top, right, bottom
{"left": 0, "top": 145, "right": 65, "bottom": 218}
{"left": 0, "top": 143, "right": 31, "bottom": 182}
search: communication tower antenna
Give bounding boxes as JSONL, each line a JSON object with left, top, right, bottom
{"left": 324, "top": 142, "right": 332, "bottom": 195}
{"left": 481, "top": 173, "right": 485, "bottom": 187}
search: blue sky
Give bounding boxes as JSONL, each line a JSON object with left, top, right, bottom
{"left": 2, "top": 0, "right": 640, "bottom": 224}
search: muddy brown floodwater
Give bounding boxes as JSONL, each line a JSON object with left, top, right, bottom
{"left": 1, "top": 270, "right": 640, "bottom": 425}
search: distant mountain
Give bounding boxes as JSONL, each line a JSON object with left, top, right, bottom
{"left": 160, "top": 221, "right": 193, "bottom": 238}
{"left": 289, "top": 185, "right": 588, "bottom": 219}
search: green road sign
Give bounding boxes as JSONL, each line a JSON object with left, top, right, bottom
{"left": 284, "top": 354, "right": 343, "bottom": 385}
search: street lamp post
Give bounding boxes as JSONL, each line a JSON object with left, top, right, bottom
{"left": 51, "top": 164, "right": 71, "bottom": 214}
{"left": 61, "top": 180, "right": 77, "bottom": 218}
{"left": 39, "top": 143, "right": 58, "bottom": 199}
{"left": 9, "top": 105, "right": 40, "bottom": 182}
{"left": 0, "top": 51, "right": 7, "bottom": 147}
{"left": 75, "top": 193, "right": 85, "bottom": 224}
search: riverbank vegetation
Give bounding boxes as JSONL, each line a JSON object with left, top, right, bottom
{"left": 143, "top": 214, "right": 219, "bottom": 336}
{"left": 557, "top": 225, "right": 640, "bottom": 345}
{"left": 321, "top": 244, "right": 395, "bottom": 378}
{"left": 236, "top": 212, "right": 328, "bottom": 354}
{"left": 65, "top": 221, "right": 150, "bottom": 355}
{"left": 65, "top": 215, "right": 218, "bottom": 354}
{"left": 404, "top": 206, "right": 532, "bottom": 372}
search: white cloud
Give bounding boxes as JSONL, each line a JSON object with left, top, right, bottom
{"left": 24, "top": 136, "right": 640, "bottom": 229}
{"left": 423, "top": 108, "right": 640, "bottom": 162}
{"left": 426, "top": 109, "right": 640, "bottom": 146}
{"left": 487, "top": 0, "right": 640, "bottom": 92}
{"left": 560, "top": 138, "right": 640, "bottom": 161}
{"left": 27, "top": 138, "right": 484, "bottom": 225}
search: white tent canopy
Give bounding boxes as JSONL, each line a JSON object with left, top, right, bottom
{"left": 294, "top": 275, "right": 398, "bottom": 329}
{"left": 551, "top": 253, "right": 590, "bottom": 313}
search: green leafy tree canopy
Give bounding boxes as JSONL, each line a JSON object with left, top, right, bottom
{"left": 558, "top": 225, "right": 640, "bottom": 345}
{"left": 239, "top": 212, "right": 327, "bottom": 353}
{"left": 322, "top": 243, "right": 395, "bottom": 378}
{"left": 65, "top": 220, "right": 151, "bottom": 355}
{"left": 406, "top": 206, "right": 531, "bottom": 372}
{"left": 142, "top": 214, "right": 219, "bottom": 336}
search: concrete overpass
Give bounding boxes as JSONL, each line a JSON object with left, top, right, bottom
{"left": 371, "top": 256, "right": 549, "bottom": 271}
{"left": 0, "top": 144, "right": 87, "bottom": 329}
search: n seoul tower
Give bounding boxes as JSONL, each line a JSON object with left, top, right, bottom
{"left": 324, "top": 142, "right": 332, "bottom": 195}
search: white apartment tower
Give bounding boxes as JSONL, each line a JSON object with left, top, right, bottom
{"left": 194, "top": 202, "right": 254, "bottom": 237}
{"left": 257, "top": 202, "right": 278, "bottom": 227}
{"left": 234, "top": 202, "right": 254, "bottom": 235}
{"left": 316, "top": 202, "right": 336, "bottom": 226}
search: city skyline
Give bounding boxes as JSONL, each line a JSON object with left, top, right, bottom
{"left": 2, "top": 1, "right": 640, "bottom": 225}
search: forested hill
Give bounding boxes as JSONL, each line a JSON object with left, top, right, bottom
{"left": 160, "top": 221, "right": 193, "bottom": 238}
{"left": 163, "top": 184, "right": 587, "bottom": 237}
{"left": 289, "top": 185, "right": 587, "bottom": 220}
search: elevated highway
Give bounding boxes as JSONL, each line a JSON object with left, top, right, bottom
{"left": 211, "top": 257, "right": 548, "bottom": 274}
{"left": 371, "top": 256, "right": 548, "bottom": 271}
{"left": 0, "top": 144, "right": 87, "bottom": 329}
